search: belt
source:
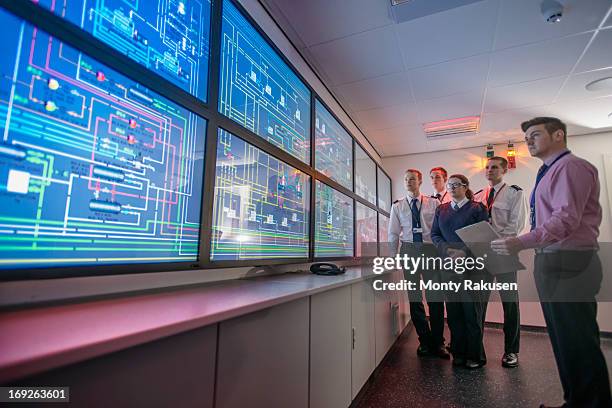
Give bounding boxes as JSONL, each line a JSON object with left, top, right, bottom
{"left": 535, "top": 247, "right": 597, "bottom": 254}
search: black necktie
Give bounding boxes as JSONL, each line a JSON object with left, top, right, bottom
{"left": 530, "top": 164, "right": 549, "bottom": 230}
{"left": 486, "top": 187, "right": 495, "bottom": 208}
{"left": 435, "top": 193, "right": 441, "bottom": 201}
{"left": 411, "top": 199, "right": 423, "bottom": 243}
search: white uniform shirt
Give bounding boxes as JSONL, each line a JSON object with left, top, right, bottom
{"left": 388, "top": 193, "right": 439, "bottom": 255}
{"left": 474, "top": 181, "right": 529, "bottom": 237}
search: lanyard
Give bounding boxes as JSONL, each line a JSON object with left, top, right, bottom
{"left": 487, "top": 183, "right": 506, "bottom": 210}
{"left": 437, "top": 191, "right": 448, "bottom": 202}
{"left": 406, "top": 196, "right": 423, "bottom": 227}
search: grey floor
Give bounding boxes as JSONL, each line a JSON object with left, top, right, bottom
{"left": 354, "top": 325, "right": 612, "bottom": 408}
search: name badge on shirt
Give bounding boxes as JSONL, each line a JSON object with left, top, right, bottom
{"left": 412, "top": 227, "right": 423, "bottom": 234}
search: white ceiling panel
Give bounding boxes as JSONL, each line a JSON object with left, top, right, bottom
{"left": 408, "top": 54, "right": 490, "bottom": 101}
{"left": 269, "top": 0, "right": 393, "bottom": 47}
{"left": 487, "top": 33, "right": 590, "bottom": 87}
{"left": 308, "top": 26, "right": 404, "bottom": 86}
{"left": 334, "top": 72, "right": 414, "bottom": 111}
{"left": 556, "top": 67, "right": 612, "bottom": 101}
{"left": 394, "top": 0, "right": 499, "bottom": 70}
{"left": 353, "top": 103, "right": 420, "bottom": 131}
{"left": 416, "top": 91, "right": 484, "bottom": 123}
{"left": 484, "top": 76, "right": 565, "bottom": 113}
{"left": 575, "top": 27, "right": 612, "bottom": 73}
{"left": 547, "top": 96, "right": 612, "bottom": 130}
{"left": 494, "top": 0, "right": 609, "bottom": 50}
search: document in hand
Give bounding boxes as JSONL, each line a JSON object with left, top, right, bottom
{"left": 455, "top": 221, "right": 525, "bottom": 274}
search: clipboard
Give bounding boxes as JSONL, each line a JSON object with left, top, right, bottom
{"left": 455, "top": 221, "right": 525, "bottom": 274}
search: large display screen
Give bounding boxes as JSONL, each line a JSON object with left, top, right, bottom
{"left": 314, "top": 181, "right": 353, "bottom": 258}
{"left": 218, "top": 0, "right": 310, "bottom": 163}
{"left": 211, "top": 129, "right": 310, "bottom": 260}
{"left": 377, "top": 167, "right": 391, "bottom": 213}
{"left": 0, "top": 11, "right": 206, "bottom": 269}
{"left": 36, "top": 0, "right": 211, "bottom": 101}
{"left": 315, "top": 100, "right": 353, "bottom": 191}
{"left": 355, "top": 144, "right": 376, "bottom": 205}
{"left": 356, "top": 202, "right": 376, "bottom": 257}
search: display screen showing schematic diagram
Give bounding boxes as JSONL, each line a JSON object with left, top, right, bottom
{"left": 211, "top": 129, "right": 310, "bottom": 261}
{"left": 314, "top": 100, "right": 352, "bottom": 191}
{"left": 35, "top": 0, "right": 211, "bottom": 101}
{"left": 314, "top": 181, "right": 353, "bottom": 258}
{"left": 356, "top": 202, "right": 376, "bottom": 257}
{"left": 0, "top": 11, "right": 206, "bottom": 270}
{"left": 218, "top": 0, "right": 310, "bottom": 163}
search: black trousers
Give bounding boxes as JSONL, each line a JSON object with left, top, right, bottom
{"left": 401, "top": 242, "right": 445, "bottom": 348}
{"left": 535, "top": 250, "right": 611, "bottom": 408}
{"left": 444, "top": 269, "right": 488, "bottom": 362}
{"left": 481, "top": 271, "right": 520, "bottom": 353}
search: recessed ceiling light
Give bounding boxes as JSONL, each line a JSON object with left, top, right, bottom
{"left": 585, "top": 77, "right": 612, "bottom": 91}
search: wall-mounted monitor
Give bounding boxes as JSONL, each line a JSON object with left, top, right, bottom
{"left": 211, "top": 129, "right": 310, "bottom": 261}
{"left": 0, "top": 11, "right": 207, "bottom": 270}
{"left": 355, "top": 143, "right": 376, "bottom": 205}
{"left": 36, "top": 0, "right": 211, "bottom": 101}
{"left": 356, "top": 202, "right": 377, "bottom": 257}
{"left": 314, "top": 100, "right": 352, "bottom": 191}
{"left": 377, "top": 167, "right": 391, "bottom": 213}
{"left": 218, "top": 0, "right": 310, "bottom": 163}
{"left": 314, "top": 181, "right": 353, "bottom": 258}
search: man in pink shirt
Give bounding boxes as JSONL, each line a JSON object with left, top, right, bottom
{"left": 491, "top": 117, "right": 610, "bottom": 408}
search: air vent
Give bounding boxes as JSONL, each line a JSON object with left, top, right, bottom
{"left": 423, "top": 116, "right": 480, "bottom": 138}
{"left": 390, "top": 0, "right": 485, "bottom": 24}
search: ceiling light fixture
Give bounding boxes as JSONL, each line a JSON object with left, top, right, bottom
{"left": 423, "top": 116, "right": 480, "bottom": 138}
{"left": 585, "top": 77, "right": 612, "bottom": 92}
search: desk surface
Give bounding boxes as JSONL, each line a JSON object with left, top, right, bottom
{"left": 0, "top": 267, "right": 383, "bottom": 383}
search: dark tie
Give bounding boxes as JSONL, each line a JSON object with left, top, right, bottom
{"left": 530, "top": 164, "right": 549, "bottom": 230}
{"left": 411, "top": 199, "right": 423, "bottom": 243}
{"left": 435, "top": 193, "right": 441, "bottom": 201}
{"left": 486, "top": 187, "right": 495, "bottom": 217}
{"left": 451, "top": 202, "right": 457, "bottom": 211}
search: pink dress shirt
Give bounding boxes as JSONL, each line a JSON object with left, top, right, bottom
{"left": 518, "top": 150, "right": 601, "bottom": 250}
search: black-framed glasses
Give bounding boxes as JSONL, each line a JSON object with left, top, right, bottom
{"left": 446, "top": 182, "right": 466, "bottom": 189}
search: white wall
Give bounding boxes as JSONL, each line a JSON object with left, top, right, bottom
{"left": 382, "top": 132, "right": 612, "bottom": 331}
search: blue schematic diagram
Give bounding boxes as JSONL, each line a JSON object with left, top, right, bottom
{"left": 218, "top": 0, "right": 310, "bottom": 163}
{"left": 35, "top": 0, "right": 211, "bottom": 101}
{"left": 211, "top": 129, "right": 310, "bottom": 260}
{"left": 315, "top": 181, "right": 353, "bottom": 258}
{"left": 0, "top": 10, "right": 206, "bottom": 269}
{"left": 315, "top": 100, "right": 352, "bottom": 191}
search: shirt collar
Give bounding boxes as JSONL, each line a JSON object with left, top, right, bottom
{"left": 406, "top": 191, "right": 420, "bottom": 200}
{"left": 452, "top": 197, "right": 469, "bottom": 208}
{"left": 544, "top": 148, "right": 570, "bottom": 166}
{"left": 435, "top": 189, "right": 446, "bottom": 198}
{"left": 491, "top": 181, "right": 505, "bottom": 192}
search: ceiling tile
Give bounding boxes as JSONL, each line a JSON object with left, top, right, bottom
{"left": 494, "top": 0, "right": 609, "bottom": 50}
{"left": 269, "top": 0, "right": 393, "bottom": 47}
{"left": 353, "top": 103, "right": 420, "bottom": 131}
{"left": 484, "top": 76, "right": 565, "bottom": 113}
{"left": 416, "top": 91, "right": 484, "bottom": 123}
{"left": 556, "top": 67, "right": 612, "bottom": 101}
{"left": 394, "top": 0, "right": 499, "bottom": 70}
{"left": 480, "top": 107, "right": 551, "bottom": 138}
{"left": 575, "top": 27, "right": 612, "bottom": 73}
{"left": 308, "top": 26, "right": 404, "bottom": 86}
{"left": 546, "top": 96, "right": 612, "bottom": 130}
{"left": 408, "top": 54, "right": 490, "bottom": 101}
{"left": 334, "top": 72, "right": 414, "bottom": 111}
{"left": 487, "top": 33, "right": 590, "bottom": 87}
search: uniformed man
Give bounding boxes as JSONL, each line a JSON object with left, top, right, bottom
{"left": 429, "top": 167, "right": 452, "bottom": 203}
{"left": 474, "top": 156, "right": 528, "bottom": 368}
{"left": 389, "top": 169, "right": 450, "bottom": 359}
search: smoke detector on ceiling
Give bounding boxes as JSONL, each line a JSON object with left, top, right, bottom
{"left": 541, "top": 0, "right": 563, "bottom": 23}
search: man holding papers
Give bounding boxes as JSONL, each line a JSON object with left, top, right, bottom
{"left": 474, "top": 156, "right": 528, "bottom": 368}
{"left": 491, "top": 117, "right": 610, "bottom": 408}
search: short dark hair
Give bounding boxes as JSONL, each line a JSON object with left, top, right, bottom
{"left": 520, "top": 117, "right": 567, "bottom": 142}
{"left": 405, "top": 168, "right": 422, "bottom": 182}
{"left": 488, "top": 156, "right": 508, "bottom": 169}
{"left": 429, "top": 166, "right": 448, "bottom": 179}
